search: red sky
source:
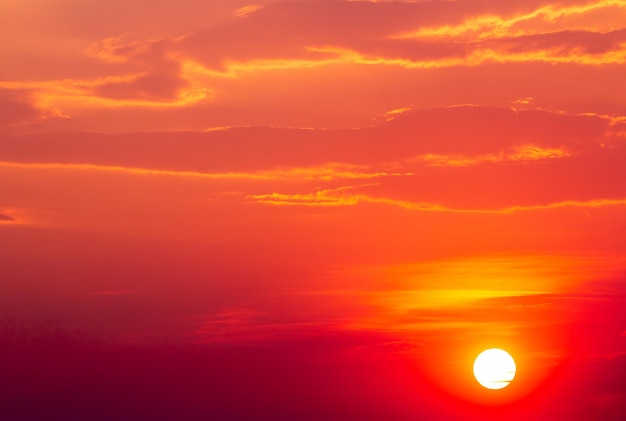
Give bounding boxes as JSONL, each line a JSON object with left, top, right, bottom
{"left": 1, "top": 1, "right": 626, "bottom": 419}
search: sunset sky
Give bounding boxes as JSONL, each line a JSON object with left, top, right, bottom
{"left": 1, "top": 0, "right": 626, "bottom": 419}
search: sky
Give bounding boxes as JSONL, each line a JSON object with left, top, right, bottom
{"left": 1, "top": 0, "right": 626, "bottom": 419}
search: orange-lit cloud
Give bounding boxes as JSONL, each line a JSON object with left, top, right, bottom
{"left": 2, "top": 105, "right": 624, "bottom": 213}
{"left": 4, "top": 0, "right": 625, "bottom": 133}
{"left": 415, "top": 145, "right": 573, "bottom": 167}
{"left": 394, "top": 0, "right": 626, "bottom": 41}
{"left": 0, "top": 74, "right": 208, "bottom": 120}
{"left": 172, "top": 0, "right": 626, "bottom": 72}
{"left": 0, "top": 89, "right": 48, "bottom": 131}
{"left": 112, "top": 2, "right": 626, "bottom": 79}
{"left": 0, "top": 160, "right": 405, "bottom": 183}
{"left": 249, "top": 187, "right": 626, "bottom": 214}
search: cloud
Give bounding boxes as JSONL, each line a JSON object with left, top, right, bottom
{"left": 0, "top": 212, "right": 15, "bottom": 221}
{"left": 489, "top": 28, "right": 626, "bottom": 55}
{"left": 0, "top": 89, "right": 45, "bottom": 131}
{"left": 87, "top": 37, "right": 188, "bottom": 101}
{"left": 250, "top": 188, "right": 626, "bottom": 213}
{"left": 165, "top": 1, "right": 626, "bottom": 73}
{"left": 415, "top": 145, "right": 573, "bottom": 167}
{"left": 0, "top": 38, "right": 207, "bottom": 111}
{"left": 0, "top": 106, "right": 613, "bottom": 167}
{"left": 53, "top": 0, "right": 624, "bottom": 91}
{"left": 176, "top": 0, "right": 488, "bottom": 71}
{"left": 1, "top": 105, "right": 624, "bottom": 211}
{"left": 0, "top": 159, "right": 408, "bottom": 187}
{"left": 4, "top": 0, "right": 626, "bottom": 130}
{"left": 394, "top": 0, "right": 626, "bottom": 41}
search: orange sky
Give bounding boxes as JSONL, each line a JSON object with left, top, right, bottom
{"left": 1, "top": 1, "right": 626, "bottom": 420}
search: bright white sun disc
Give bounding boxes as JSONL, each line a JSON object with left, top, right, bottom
{"left": 473, "top": 348, "right": 516, "bottom": 390}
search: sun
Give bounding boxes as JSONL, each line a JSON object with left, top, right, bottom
{"left": 473, "top": 348, "right": 516, "bottom": 390}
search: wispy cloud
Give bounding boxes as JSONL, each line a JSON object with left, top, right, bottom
{"left": 250, "top": 186, "right": 626, "bottom": 214}
{"left": 0, "top": 89, "right": 48, "bottom": 131}
{"left": 0, "top": 212, "right": 15, "bottom": 222}
{"left": 415, "top": 145, "right": 573, "bottom": 167}
{"left": 0, "top": 161, "right": 408, "bottom": 183}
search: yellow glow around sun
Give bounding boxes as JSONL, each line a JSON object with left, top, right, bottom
{"left": 473, "top": 348, "right": 516, "bottom": 390}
